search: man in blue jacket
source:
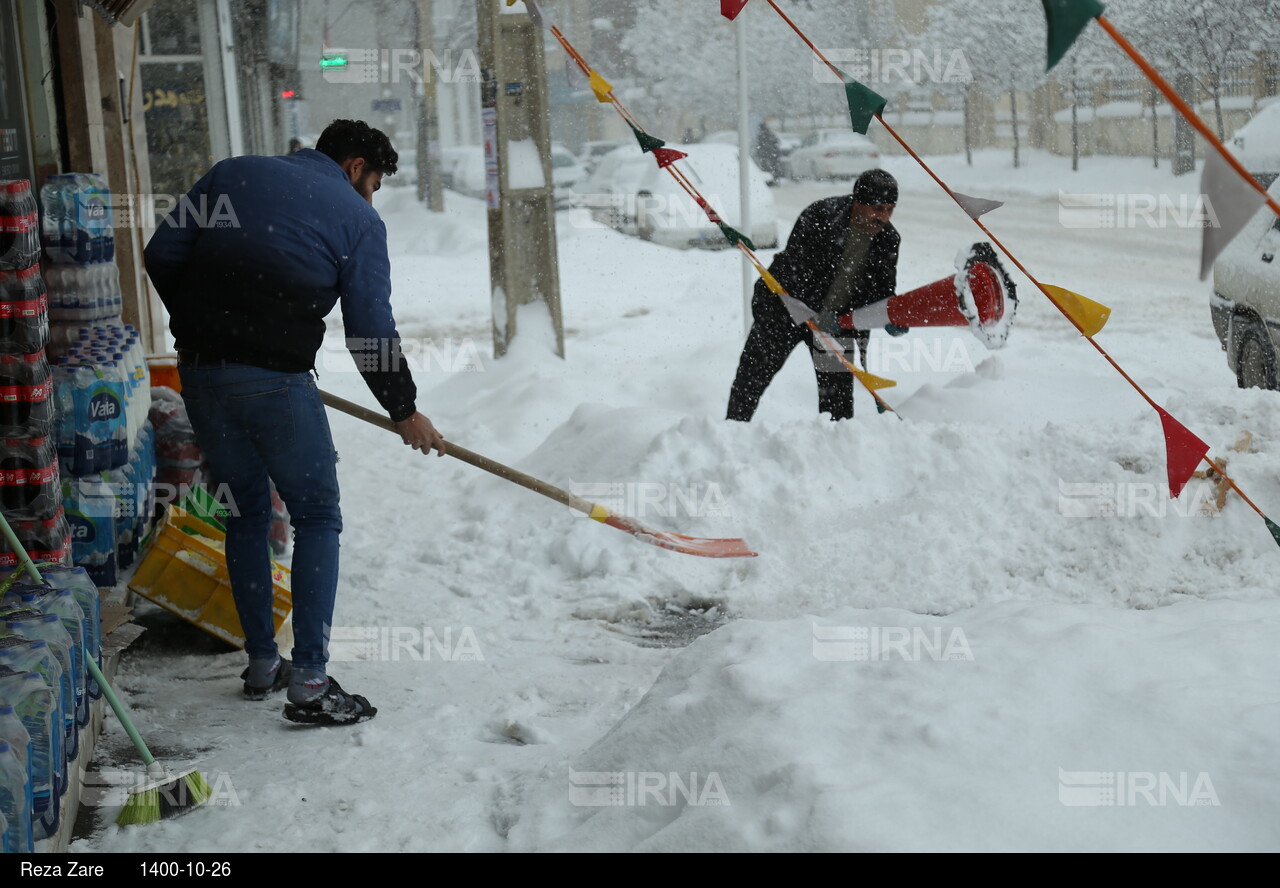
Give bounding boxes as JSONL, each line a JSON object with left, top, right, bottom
{"left": 145, "top": 119, "right": 445, "bottom": 725}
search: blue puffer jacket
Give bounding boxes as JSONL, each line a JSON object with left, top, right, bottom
{"left": 144, "top": 149, "right": 417, "bottom": 421}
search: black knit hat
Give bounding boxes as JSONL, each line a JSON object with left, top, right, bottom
{"left": 852, "top": 169, "right": 898, "bottom": 206}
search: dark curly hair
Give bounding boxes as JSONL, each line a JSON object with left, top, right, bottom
{"left": 315, "top": 119, "right": 398, "bottom": 175}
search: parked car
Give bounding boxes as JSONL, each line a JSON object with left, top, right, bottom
{"left": 577, "top": 139, "right": 625, "bottom": 175}
{"left": 551, "top": 143, "right": 588, "bottom": 207}
{"left": 580, "top": 143, "right": 778, "bottom": 250}
{"left": 440, "top": 145, "right": 482, "bottom": 193}
{"left": 1210, "top": 175, "right": 1280, "bottom": 389}
{"left": 446, "top": 147, "right": 487, "bottom": 200}
{"left": 786, "top": 129, "right": 880, "bottom": 180}
{"left": 1229, "top": 100, "right": 1280, "bottom": 190}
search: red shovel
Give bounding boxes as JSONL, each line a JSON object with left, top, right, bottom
{"left": 319, "top": 389, "right": 758, "bottom": 559}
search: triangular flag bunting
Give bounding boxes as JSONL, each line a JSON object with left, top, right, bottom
{"left": 628, "top": 121, "right": 666, "bottom": 153}
{"left": 1266, "top": 517, "right": 1280, "bottom": 548}
{"left": 779, "top": 294, "right": 816, "bottom": 325}
{"left": 1154, "top": 406, "right": 1209, "bottom": 498}
{"left": 876, "top": 399, "right": 889, "bottom": 414}
{"left": 840, "top": 73, "right": 887, "bottom": 135}
{"left": 720, "top": 0, "right": 750, "bottom": 20}
{"left": 1199, "top": 148, "right": 1268, "bottom": 281}
{"left": 1042, "top": 0, "right": 1106, "bottom": 71}
{"left": 952, "top": 191, "right": 1004, "bottom": 219}
{"left": 588, "top": 69, "right": 613, "bottom": 103}
{"left": 1040, "top": 284, "right": 1111, "bottom": 337}
{"left": 653, "top": 147, "right": 687, "bottom": 168}
{"left": 566, "top": 57, "right": 590, "bottom": 90}
{"left": 760, "top": 269, "right": 786, "bottom": 295}
{"left": 850, "top": 367, "right": 897, "bottom": 391}
{"left": 695, "top": 195, "right": 723, "bottom": 223}
{"left": 525, "top": 0, "right": 553, "bottom": 29}
{"left": 718, "top": 223, "right": 755, "bottom": 251}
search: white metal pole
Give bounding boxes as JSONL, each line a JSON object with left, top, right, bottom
{"left": 736, "top": 9, "right": 752, "bottom": 339}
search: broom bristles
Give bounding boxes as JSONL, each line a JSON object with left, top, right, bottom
{"left": 116, "top": 771, "right": 213, "bottom": 826}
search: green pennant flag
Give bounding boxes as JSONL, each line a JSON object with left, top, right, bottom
{"left": 628, "top": 121, "right": 666, "bottom": 154}
{"left": 1267, "top": 518, "right": 1280, "bottom": 548}
{"left": 876, "top": 399, "right": 888, "bottom": 414}
{"left": 718, "top": 223, "right": 755, "bottom": 251}
{"left": 840, "top": 73, "right": 887, "bottom": 135}
{"left": 1042, "top": 0, "right": 1105, "bottom": 71}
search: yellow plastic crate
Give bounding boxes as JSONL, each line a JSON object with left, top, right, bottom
{"left": 128, "top": 506, "right": 292, "bottom": 649}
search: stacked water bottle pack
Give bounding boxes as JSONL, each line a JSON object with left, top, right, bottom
{"left": 40, "top": 173, "right": 118, "bottom": 358}
{"left": 0, "top": 180, "right": 69, "bottom": 569}
{"left": 55, "top": 326, "right": 155, "bottom": 588}
{"left": 0, "top": 563, "right": 105, "bottom": 851}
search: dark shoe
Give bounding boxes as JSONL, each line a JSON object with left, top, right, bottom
{"left": 282, "top": 677, "right": 377, "bottom": 725}
{"left": 241, "top": 658, "right": 292, "bottom": 701}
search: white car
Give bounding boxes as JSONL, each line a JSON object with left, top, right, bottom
{"left": 1229, "top": 100, "right": 1280, "bottom": 189}
{"left": 551, "top": 143, "right": 588, "bottom": 207}
{"left": 786, "top": 129, "right": 880, "bottom": 181}
{"left": 580, "top": 143, "right": 778, "bottom": 250}
{"left": 577, "top": 139, "right": 625, "bottom": 175}
{"left": 1210, "top": 175, "right": 1280, "bottom": 388}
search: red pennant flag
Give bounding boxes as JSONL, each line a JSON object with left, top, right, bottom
{"left": 721, "top": 0, "right": 750, "bottom": 20}
{"left": 1155, "top": 406, "right": 1209, "bottom": 498}
{"left": 694, "top": 195, "right": 723, "bottom": 224}
{"left": 653, "top": 147, "right": 687, "bottom": 168}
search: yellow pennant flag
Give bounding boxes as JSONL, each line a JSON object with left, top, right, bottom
{"left": 850, "top": 367, "right": 897, "bottom": 391}
{"left": 1040, "top": 284, "right": 1111, "bottom": 337}
{"left": 759, "top": 269, "right": 786, "bottom": 295}
{"left": 588, "top": 70, "right": 613, "bottom": 103}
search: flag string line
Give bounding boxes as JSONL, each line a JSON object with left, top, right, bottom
{"left": 530, "top": 1, "right": 899, "bottom": 412}
{"left": 758, "top": 1, "right": 1269, "bottom": 519}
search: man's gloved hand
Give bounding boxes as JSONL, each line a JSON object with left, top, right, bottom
{"left": 884, "top": 323, "right": 910, "bottom": 337}
{"left": 815, "top": 310, "right": 842, "bottom": 336}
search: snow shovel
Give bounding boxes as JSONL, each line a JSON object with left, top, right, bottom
{"left": 318, "top": 389, "right": 758, "bottom": 559}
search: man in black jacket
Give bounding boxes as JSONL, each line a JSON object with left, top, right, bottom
{"left": 726, "top": 169, "right": 901, "bottom": 422}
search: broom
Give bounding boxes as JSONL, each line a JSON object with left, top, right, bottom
{"left": 0, "top": 510, "right": 212, "bottom": 825}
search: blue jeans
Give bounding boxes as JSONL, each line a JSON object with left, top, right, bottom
{"left": 178, "top": 364, "right": 342, "bottom": 671}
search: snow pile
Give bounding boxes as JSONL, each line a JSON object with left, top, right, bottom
{"left": 506, "top": 599, "right": 1280, "bottom": 852}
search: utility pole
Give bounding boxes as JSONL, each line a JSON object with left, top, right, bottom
{"left": 475, "top": 0, "right": 564, "bottom": 359}
{"left": 416, "top": 0, "right": 444, "bottom": 210}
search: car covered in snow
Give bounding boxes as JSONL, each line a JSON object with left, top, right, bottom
{"left": 551, "top": 143, "right": 588, "bottom": 208}
{"left": 786, "top": 128, "right": 880, "bottom": 181}
{"left": 1229, "top": 99, "right": 1280, "bottom": 189}
{"left": 1210, "top": 176, "right": 1280, "bottom": 388}
{"left": 577, "top": 143, "right": 778, "bottom": 250}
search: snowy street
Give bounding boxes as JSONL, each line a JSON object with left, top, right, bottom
{"left": 75, "top": 149, "right": 1280, "bottom": 852}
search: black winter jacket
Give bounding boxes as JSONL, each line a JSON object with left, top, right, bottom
{"left": 753, "top": 194, "right": 899, "bottom": 323}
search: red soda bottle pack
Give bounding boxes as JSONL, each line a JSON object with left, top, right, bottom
{"left": 0, "top": 181, "right": 40, "bottom": 272}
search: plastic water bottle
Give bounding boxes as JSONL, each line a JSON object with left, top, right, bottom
{"left": 0, "top": 738, "right": 32, "bottom": 853}
{"left": 3, "top": 614, "right": 79, "bottom": 764}
{"left": 0, "top": 666, "right": 58, "bottom": 841}
{"left": 34, "top": 590, "right": 87, "bottom": 729}
{"left": 62, "top": 476, "right": 117, "bottom": 588}
{"left": 35, "top": 567, "right": 99, "bottom": 664}
{"left": 0, "top": 642, "right": 64, "bottom": 836}
{"left": 39, "top": 175, "right": 72, "bottom": 265}
{"left": 0, "top": 703, "right": 33, "bottom": 851}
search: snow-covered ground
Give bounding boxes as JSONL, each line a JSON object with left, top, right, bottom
{"left": 73, "top": 148, "right": 1279, "bottom": 852}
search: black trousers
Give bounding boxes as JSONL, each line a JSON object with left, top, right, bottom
{"left": 726, "top": 309, "right": 869, "bottom": 422}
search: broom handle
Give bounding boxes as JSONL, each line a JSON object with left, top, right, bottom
{"left": 318, "top": 389, "right": 598, "bottom": 516}
{"left": 0, "top": 509, "right": 158, "bottom": 767}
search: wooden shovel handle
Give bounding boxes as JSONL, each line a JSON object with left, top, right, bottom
{"left": 317, "top": 389, "right": 595, "bottom": 516}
